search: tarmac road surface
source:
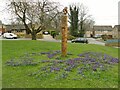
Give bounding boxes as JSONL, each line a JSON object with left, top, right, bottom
{"left": 0, "top": 35, "right": 105, "bottom": 46}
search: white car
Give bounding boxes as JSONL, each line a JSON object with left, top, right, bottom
{"left": 94, "top": 34, "right": 102, "bottom": 38}
{"left": 44, "top": 31, "right": 49, "bottom": 35}
{"left": 3, "top": 33, "right": 17, "bottom": 39}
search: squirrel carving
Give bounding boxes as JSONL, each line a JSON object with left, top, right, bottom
{"left": 63, "top": 7, "right": 68, "bottom": 15}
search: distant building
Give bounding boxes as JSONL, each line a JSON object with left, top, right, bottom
{"left": 0, "top": 21, "right": 6, "bottom": 34}
{"left": 5, "top": 24, "right": 26, "bottom": 33}
{"left": 93, "top": 25, "right": 113, "bottom": 35}
{"left": 4, "top": 23, "right": 43, "bottom": 34}
{"left": 112, "top": 25, "right": 120, "bottom": 39}
{"left": 85, "top": 28, "right": 93, "bottom": 37}
{"left": 85, "top": 25, "right": 113, "bottom": 37}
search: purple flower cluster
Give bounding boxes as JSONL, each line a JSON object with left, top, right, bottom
{"left": 36, "top": 51, "right": 119, "bottom": 80}
{"left": 6, "top": 59, "right": 21, "bottom": 66}
{"left": 50, "top": 67, "right": 60, "bottom": 72}
{"left": 6, "top": 50, "right": 119, "bottom": 80}
{"left": 41, "top": 50, "right": 73, "bottom": 59}
{"left": 6, "top": 57, "right": 38, "bottom": 66}
{"left": 40, "top": 50, "right": 61, "bottom": 59}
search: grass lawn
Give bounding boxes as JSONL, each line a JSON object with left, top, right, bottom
{"left": 2, "top": 40, "right": 119, "bottom": 88}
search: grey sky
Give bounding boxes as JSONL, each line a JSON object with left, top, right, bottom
{"left": 118, "top": 1, "right": 120, "bottom": 25}
{"left": 0, "top": 0, "right": 119, "bottom": 26}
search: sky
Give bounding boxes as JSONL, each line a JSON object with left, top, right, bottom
{"left": 118, "top": 1, "right": 120, "bottom": 24}
{"left": 0, "top": 0, "right": 119, "bottom": 26}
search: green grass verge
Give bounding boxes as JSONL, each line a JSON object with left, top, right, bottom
{"left": 2, "top": 40, "right": 118, "bottom": 88}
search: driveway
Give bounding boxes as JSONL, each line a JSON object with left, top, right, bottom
{"left": 40, "top": 35, "right": 61, "bottom": 42}
{"left": 87, "top": 38, "right": 105, "bottom": 46}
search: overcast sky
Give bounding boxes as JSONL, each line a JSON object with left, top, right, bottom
{"left": 0, "top": 0, "right": 119, "bottom": 26}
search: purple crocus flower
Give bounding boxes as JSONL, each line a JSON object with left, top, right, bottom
{"left": 110, "top": 58, "right": 119, "bottom": 63}
{"left": 74, "top": 58, "right": 81, "bottom": 61}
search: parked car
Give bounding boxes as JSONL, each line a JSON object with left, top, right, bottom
{"left": 43, "top": 31, "right": 49, "bottom": 35}
{"left": 71, "top": 38, "right": 88, "bottom": 44}
{"left": 3, "top": 33, "right": 17, "bottom": 39}
{"left": 94, "top": 34, "right": 102, "bottom": 38}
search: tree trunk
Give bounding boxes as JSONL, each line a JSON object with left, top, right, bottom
{"left": 31, "top": 31, "right": 37, "bottom": 40}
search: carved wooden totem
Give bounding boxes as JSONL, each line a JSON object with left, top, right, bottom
{"left": 61, "top": 7, "right": 68, "bottom": 57}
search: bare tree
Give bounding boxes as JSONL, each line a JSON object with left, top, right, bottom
{"left": 84, "top": 19, "right": 95, "bottom": 31}
{"left": 79, "top": 4, "right": 95, "bottom": 37}
{"left": 9, "top": 0, "right": 60, "bottom": 40}
{"left": 37, "top": 0, "right": 62, "bottom": 31}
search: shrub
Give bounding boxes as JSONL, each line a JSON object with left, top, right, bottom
{"left": 101, "top": 35, "right": 107, "bottom": 41}
{"left": 37, "top": 33, "right": 43, "bottom": 39}
{"left": 50, "top": 31, "right": 56, "bottom": 38}
{"left": 67, "top": 35, "right": 76, "bottom": 40}
{"left": 16, "top": 33, "right": 25, "bottom": 38}
{"left": 25, "top": 33, "right": 43, "bottom": 39}
{"left": 101, "top": 35, "right": 113, "bottom": 41}
{"left": 55, "top": 34, "right": 75, "bottom": 40}
{"left": 55, "top": 34, "right": 62, "bottom": 40}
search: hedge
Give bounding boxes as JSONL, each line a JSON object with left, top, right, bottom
{"left": 25, "top": 33, "right": 43, "bottom": 39}
{"left": 101, "top": 35, "right": 113, "bottom": 41}
{"left": 16, "top": 33, "right": 43, "bottom": 39}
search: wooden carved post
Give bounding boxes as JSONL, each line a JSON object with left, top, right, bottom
{"left": 61, "top": 7, "right": 68, "bottom": 57}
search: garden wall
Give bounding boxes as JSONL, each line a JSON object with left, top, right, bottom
{"left": 105, "top": 39, "right": 120, "bottom": 47}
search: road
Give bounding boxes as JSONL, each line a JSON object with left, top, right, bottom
{"left": 87, "top": 38, "right": 105, "bottom": 46}
{"left": 0, "top": 35, "right": 105, "bottom": 46}
{"left": 41, "top": 35, "right": 105, "bottom": 46}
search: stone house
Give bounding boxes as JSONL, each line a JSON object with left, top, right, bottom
{"left": 112, "top": 25, "right": 120, "bottom": 39}
{"left": 5, "top": 24, "right": 43, "bottom": 35}
{"left": 84, "top": 28, "right": 93, "bottom": 37}
{"left": 93, "top": 25, "right": 113, "bottom": 35}
{"left": 5, "top": 24, "right": 26, "bottom": 34}
{"left": 85, "top": 25, "right": 113, "bottom": 37}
